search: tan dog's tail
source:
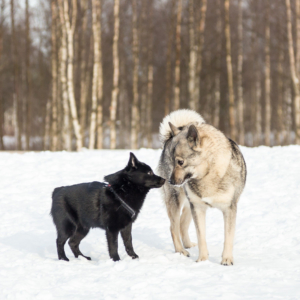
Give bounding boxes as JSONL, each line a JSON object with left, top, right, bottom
{"left": 159, "top": 109, "right": 205, "bottom": 145}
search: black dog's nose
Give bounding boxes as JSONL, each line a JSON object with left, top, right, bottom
{"left": 160, "top": 178, "right": 166, "bottom": 185}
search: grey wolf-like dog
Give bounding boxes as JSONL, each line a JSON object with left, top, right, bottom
{"left": 157, "top": 109, "right": 246, "bottom": 265}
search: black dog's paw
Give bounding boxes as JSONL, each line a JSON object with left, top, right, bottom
{"left": 112, "top": 255, "right": 121, "bottom": 262}
{"left": 131, "top": 253, "right": 139, "bottom": 259}
{"left": 59, "top": 257, "right": 69, "bottom": 262}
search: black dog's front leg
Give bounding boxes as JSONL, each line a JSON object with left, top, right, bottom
{"left": 120, "top": 223, "right": 139, "bottom": 259}
{"left": 106, "top": 229, "right": 120, "bottom": 261}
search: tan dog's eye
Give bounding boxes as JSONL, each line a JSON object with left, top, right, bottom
{"left": 178, "top": 160, "right": 184, "bottom": 166}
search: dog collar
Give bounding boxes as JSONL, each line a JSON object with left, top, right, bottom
{"left": 104, "top": 183, "right": 136, "bottom": 219}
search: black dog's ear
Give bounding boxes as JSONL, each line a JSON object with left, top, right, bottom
{"left": 187, "top": 125, "right": 200, "bottom": 150}
{"left": 128, "top": 152, "right": 139, "bottom": 169}
{"left": 169, "top": 122, "right": 181, "bottom": 137}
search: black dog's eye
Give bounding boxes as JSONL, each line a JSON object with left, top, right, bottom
{"left": 147, "top": 171, "right": 153, "bottom": 175}
{"left": 178, "top": 160, "right": 184, "bottom": 166}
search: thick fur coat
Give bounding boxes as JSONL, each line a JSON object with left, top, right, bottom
{"left": 157, "top": 109, "right": 246, "bottom": 265}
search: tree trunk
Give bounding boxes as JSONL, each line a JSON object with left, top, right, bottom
{"left": 237, "top": 0, "right": 244, "bottom": 145}
{"left": 11, "top": 0, "right": 21, "bottom": 150}
{"left": 58, "top": 0, "right": 71, "bottom": 151}
{"left": 140, "top": 1, "right": 148, "bottom": 146}
{"left": 165, "top": 0, "right": 175, "bottom": 116}
{"left": 80, "top": 0, "right": 88, "bottom": 146}
{"left": 110, "top": 0, "right": 120, "bottom": 149}
{"left": 147, "top": 1, "right": 154, "bottom": 148}
{"left": 264, "top": 0, "right": 271, "bottom": 146}
{"left": 0, "top": 0, "right": 4, "bottom": 150}
{"left": 173, "top": 0, "right": 182, "bottom": 111}
{"left": 213, "top": 0, "right": 221, "bottom": 128}
{"left": 287, "top": 0, "right": 300, "bottom": 143}
{"left": 224, "top": 0, "right": 236, "bottom": 140}
{"left": 44, "top": 99, "right": 51, "bottom": 150}
{"left": 96, "top": 1, "right": 104, "bottom": 150}
{"left": 131, "top": 0, "right": 139, "bottom": 149}
{"left": 188, "top": 0, "right": 196, "bottom": 110}
{"left": 193, "top": 0, "right": 207, "bottom": 111}
{"left": 51, "top": 0, "right": 58, "bottom": 151}
{"left": 296, "top": 0, "right": 300, "bottom": 77}
{"left": 25, "top": 0, "right": 32, "bottom": 150}
{"left": 62, "top": 0, "right": 82, "bottom": 151}
{"left": 89, "top": 0, "right": 102, "bottom": 149}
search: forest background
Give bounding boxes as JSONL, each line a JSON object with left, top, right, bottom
{"left": 0, "top": 0, "right": 299, "bottom": 151}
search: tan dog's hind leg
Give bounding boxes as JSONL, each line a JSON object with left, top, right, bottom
{"left": 221, "top": 205, "right": 237, "bottom": 265}
{"left": 190, "top": 202, "right": 209, "bottom": 262}
{"left": 180, "top": 201, "right": 197, "bottom": 248}
{"left": 166, "top": 192, "right": 190, "bottom": 257}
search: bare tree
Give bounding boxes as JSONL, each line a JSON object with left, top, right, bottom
{"left": 264, "top": 0, "right": 271, "bottom": 146}
{"left": 224, "top": 0, "right": 236, "bottom": 140}
{"left": 89, "top": 0, "right": 102, "bottom": 149}
{"left": 110, "top": 0, "right": 120, "bottom": 149}
{"left": 62, "top": 0, "right": 82, "bottom": 150}
{"left": 58, "top": 0, "right": 71, "bottom": 150}
{"left": 0, "top": 0, "right": 5, "bottom": 150}
{"left": 131, "top": 0, "right": 139, "bottom": 149}
{"left": 188, "top": 0, "right": 196, "bottom": 110}
{"left": 51, "top": 0, "right": 58, "bottom": 151}
{"left": 11, "top": 0, "right": 21, "bottom": 150}
{"left": 165, "top": 0, "right": 175, "bottom": 116}
{"left": 194, "top": 0, "right": 207, "bottom": 111}
{"left": 147, "top": 0, "right": 154, "bottom": 147}
{"left": 173, "top": 0, "right": 182, "bottom": 110}
{"left": 286, "top": 0, "right": 300, "bottom": 144}
{"left": 237, "top": 0, "right": 244, "bottom": 145}
{"left": 79, "top": 0, "right": 88, "bottom": 146}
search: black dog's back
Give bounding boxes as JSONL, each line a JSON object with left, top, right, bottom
{"left": 50, "top": 153, "right": 165, "bottom": 262}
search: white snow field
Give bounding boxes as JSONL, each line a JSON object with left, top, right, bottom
{"left": 0, "top": 146, "right": 300, "bottom": 300}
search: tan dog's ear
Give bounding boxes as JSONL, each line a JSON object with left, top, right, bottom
{"left": 169, "top": 122, "right": 181, "bottom": 137}
{"left": 187, "top": 125, "right": 200, "bottom": 149}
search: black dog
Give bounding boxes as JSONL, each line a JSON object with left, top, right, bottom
{"left": 50, "top": 153, "right": 165, "bottom": 262}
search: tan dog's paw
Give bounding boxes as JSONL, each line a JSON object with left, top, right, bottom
{"left": 183, "top": 242, "right": 197, "bottom": 249}
{"left": 176, "top": 249, "right": 190, "bottom": 257}
{"left": 196, "top": 253, "right": 209, "bottom": 262}
{"left": 221, "top": 257, "right": 234, "bottom": 266}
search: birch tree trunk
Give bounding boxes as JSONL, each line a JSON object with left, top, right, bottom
{"left": 147, "top": 0, "right": 154, "bottom": 148}
{"left": 51, "top": 0, "right": 58, "bottom": 151}
{"left": 224, "top": 0, "right": 236, "bottom": 140}
{"left": 193, "top": 0, "right": 207, "bottom": 111}
{"left": 188, "top": 0, "right": 196, "bottom": 110}
{"left": 286, "top": 0, "right": 300, "bottom": 144}
{"left": 96, "top": 1, "right": 104, "bottom": 150}
{"left": 25, "top": 0, "right": 32, "bottom": 150}
{"left": 296, "top": 0, "right": 300, "bottom": 77}
{"left": 173, "top": 0, "right": 182, "bottom": 111}
{"left": 237, "top": 0, "right": 244, "bottom": 145}
{"left": 264, "top": 0, "right": 271, "bottom": 146}
{"left": 80, "top": 0, "right": 88, "bottom": 145}
{"left": 0, "top": 0, "right": 4, "bottom": 150}
{"left": 58, "top": 0, "right": 71, "bottom": 151}
{"left": 110, "top": 0, "right": 120, "bottom": 149}
{"left": 11, "top": 0, "right": 21, "bottom": 150}
{"left": 63, "top": 0, "right": 82, "bottom": 151}
{"left": 140, "top": 1, "right": 148, "bottom": 146}
{"left": 165, "top": 0, "right": 175, "bottom": 116}
{"left": 131, "top": 0, "right": 139, "bottom": 149}
{"left": 89, "top": 0, "right": 101, "bottom": 149}
{"left": 213, "top": 0, "right": 221, "bottom": 128}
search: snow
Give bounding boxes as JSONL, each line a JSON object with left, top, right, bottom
{"left": 0, "top": 146, "right": 300, "bottom": 299}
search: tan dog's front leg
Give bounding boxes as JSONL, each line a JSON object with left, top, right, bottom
{"left": 221, "top": 205, "right": 237, "bottom": 265}
{"left": 190, "top": 202, "right": 209, "bottom": 262}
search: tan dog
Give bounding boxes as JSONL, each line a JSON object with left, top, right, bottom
{"left": 157, "top": 109, "right": 246, "bottom": 265}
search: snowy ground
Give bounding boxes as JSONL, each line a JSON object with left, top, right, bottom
{"left": 0, "top": 146, "right": 300, "bottom": 299}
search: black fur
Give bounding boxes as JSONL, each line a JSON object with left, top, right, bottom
{"left": 50, "top": 153, "right": 165, "bottom": 262}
